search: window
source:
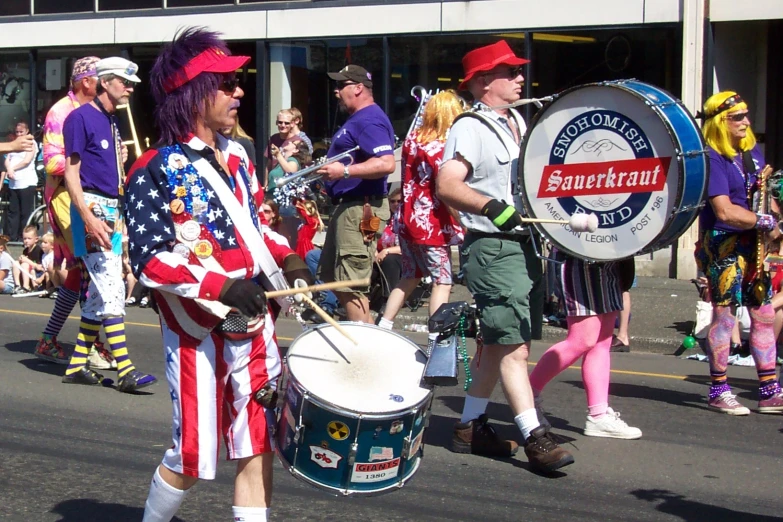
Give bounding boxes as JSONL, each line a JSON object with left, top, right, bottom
{"left": 0, "top": 0, "right": 29, "bottom": 16}
{"left": 100, "top": 0, "right": 162, "bottom": 11}
{"left": 166, "top": 0, "right": 234, "bottom": 7}
{"left": 34, "top": 0, "right": 93, "bottom": 14}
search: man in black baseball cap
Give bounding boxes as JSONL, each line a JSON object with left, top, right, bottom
{"left": 327, "top": 64, "right": 373, "bottom": 88}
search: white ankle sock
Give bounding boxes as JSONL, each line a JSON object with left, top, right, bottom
{"left": 460, "top": 395, "right": 489, "bottom": 423}
{"left": 232, "top": 506, "right": 269, "bottom": 521}
{"left": 514, "top": 408, "right": 541, "bottom": 440}
{"left": 142, "top": 467, "right": 188, "bottom": 522}
{"left": 378, "top": 317, "right": 394, "bottom": 330}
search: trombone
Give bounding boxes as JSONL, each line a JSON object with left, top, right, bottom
{"left": 116, "top": 103, "right": 144, "bottom": 159}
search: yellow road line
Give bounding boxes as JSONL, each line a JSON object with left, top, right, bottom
{"left": 0, "top": 307, "right": 689, "bottom": 380}
{"left": 0, "top": 308, "right": 296, "bottom": 341}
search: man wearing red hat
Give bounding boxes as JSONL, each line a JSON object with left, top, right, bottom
{"left": 437, "top": 40, "right": 574, "bottom": 474}
{"left": 129, "top": 28, "right": 312, "bottom": 522}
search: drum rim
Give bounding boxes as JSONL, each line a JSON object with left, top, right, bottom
{"left": 285, "top": 322, "right": 432, "bottom": 417}
{"left": 518, "top": 79, "right": 706, "bottom": 261}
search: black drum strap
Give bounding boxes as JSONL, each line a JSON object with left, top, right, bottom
{"left": 741, "top": 150, "right": 755, "bottom": 175}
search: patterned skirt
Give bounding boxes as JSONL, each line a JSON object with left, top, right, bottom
{"left": 556, "top": 250, "right": 624, "bottom": 317}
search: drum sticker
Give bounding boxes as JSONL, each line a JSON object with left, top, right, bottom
{"left": 414, "top": 411, "right": 424, "bottom": 427}
{"left": 389, "top": 394, "right": 404, "bottom": 403}
{"left": 351, "top": 458, "right": 401, "bottom": 483}
{"left": 309, "top": 446, "right": 342, "bottom": 469}
{"left": 524, "top": 100, "right": 677, "bottom": 260}
{"left": 408, "top": 431, "right": 424, "bottom": 460}
{"left": 369, "top": 446, "right": 394, "bottom": 462}
{"left": 327, "top": 421, "right": 350, "bottom": 441}
{"left": 390, "top": 420, "right": 404, "bottom": 435}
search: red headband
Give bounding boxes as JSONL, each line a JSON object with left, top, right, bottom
{"left": 163, "top": 47, "right": 250, "bottom": 94}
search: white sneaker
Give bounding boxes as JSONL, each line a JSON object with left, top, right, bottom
{"left": 534, "top": 395, "right": 552, "bottom": 431}
{"left": 584, "top": 407, "right": 642, "bottom": 439}
{"left": 87, "top": 345, "right": 117, "bottom": 371}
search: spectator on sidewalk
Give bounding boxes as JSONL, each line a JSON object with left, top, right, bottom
{"left": 4, "top": 122, "right": 38, "bottom": 242}
{"left": 376, "top": 90, "right": 465, "bottom": 351}
{"left": 695, "top": 90, "right": 783, "bottom": 415}
{"left": 289, "top": 107, "right": 313, "bottom": 154}
{"left": 12, "top": 225, "right": 43, "bottom": 294}
{"left": 611, "top": 258, "right": 635, "bottom": 352}
{"left": 372, "top": 188, "right": 403, "bottom": 313}
{"left": 264, "top": 108, "right": 302, "bottom": 187}
{"left": 0, "top": 235, "right": 15, "bottom": 294}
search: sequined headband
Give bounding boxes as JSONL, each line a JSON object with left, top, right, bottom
{"left": 695, "top": 94, "right": 744, "bottom": 120}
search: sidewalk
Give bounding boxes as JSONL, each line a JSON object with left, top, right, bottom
{"left": 389, "top": 275, "right": 699, "bottom": 355}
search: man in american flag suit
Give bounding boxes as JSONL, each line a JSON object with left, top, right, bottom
{"left": 127, "top": 28, "right": 312, "bottom": 522}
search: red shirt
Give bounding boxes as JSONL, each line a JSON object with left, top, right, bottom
{"left": 399, "top": 133, "right": 464, "bottom": 246}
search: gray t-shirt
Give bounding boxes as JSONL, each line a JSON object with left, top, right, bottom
{"left": 443, "top": 106, "right": 526, "bottom": 234}
{"left": 0, "top": 250, "right": 14, "bottom": 288}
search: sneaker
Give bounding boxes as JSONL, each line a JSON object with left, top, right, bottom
{"left": 62, "top": 367, "right": 105, "bottom": 386}
{"left": 49, "top": 290, "right": 59, "bottom": 300}
{"left": 13, "top": 287, "right": 28, "bottom": 295}
{"left": 125, "top": 297, "right": 137, "bottom": 306}
{"left": 534, "top": 396, "right": 552, "bottom": 431}
{"left": 708, "top": 391, "right": 750, "bottom": 415}
{"left": 758, "top": 392, "right": 783, "bottom": 414}
{"left": 584, "top": 407, "right": 642, "bottom": 439}
{"left": 451, "top": 414, "right": 519, "bottom": 457}
{"left": 523, "top": 426, "right": 575, "bottom": 473}
{"left": 139, "top": 296, "right": 149, "bottom": 308}
{"left": 88, "top": 342, "right": 118, "bottom": 371}
{"left": 117, "top": 370, "right": 158, "bottom": 393}
{"left": 34, "top": 336, "right": 69, "bottom": 365}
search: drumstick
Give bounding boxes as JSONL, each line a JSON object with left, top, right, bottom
{"left": 522, "top": 213, "right": 599, "bottom": 233}
{"left": 265, "top": 278, "right": 370, "bottom": 299}
{"left": 298, "top": 293, "right": 358, "bottom": 345}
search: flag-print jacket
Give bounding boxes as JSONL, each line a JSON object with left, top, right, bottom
{"left": 125, "top": 134, "right": 294, "bottom": 343}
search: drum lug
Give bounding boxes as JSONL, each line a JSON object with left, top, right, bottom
{"left": 348, "top": 443, "right": 358, "bottom": 466}
{"left": 678, "top": 148, "right": 709, "bottom": 159}
{"left": 674, "top": 203, "right": 705, "bottom": 214}
{"left": 293, "top": 425, "right": 304, "bottom": 445}
{"left": 402, "top": 435, "right": 411, "bottom": 459}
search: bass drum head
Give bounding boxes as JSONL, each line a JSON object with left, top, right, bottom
{"left": 286, "top": 323, "right": 429, "bottom": 414}
{"left": 520, "top": 81, "right": 683, "bottom": 261}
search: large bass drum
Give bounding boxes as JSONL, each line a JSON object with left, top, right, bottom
{"left": 519, "top": 80, "right": 708, "bottom": 261}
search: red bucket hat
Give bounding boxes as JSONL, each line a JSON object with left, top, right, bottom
{"left": 459, "top": 40, "right": 530, "bottom": 90}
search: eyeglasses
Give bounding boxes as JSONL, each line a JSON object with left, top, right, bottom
{"left": 337, "top": 81, "right": 359, "bottom": 90}
{"left": 117, "top": 78, "right": 135, "bottom": 88}
{"left": 726, "top": 112, "right": 749, "bottom": 122}
{"left": 276, "top": 120, "right": 292, "bottom": 126}
{"left": 482, "top": 66, "right": 524, "bottom": 80}
{"left": 219, "top": 74, "right": 239, "bottom": 93}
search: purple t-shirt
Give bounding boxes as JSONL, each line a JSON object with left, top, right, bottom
{"left": 64, "top": 103, "right": 121, "bottom": 198}
{"left": 699, "top": 145, "right": 766, "bottom": 233}
{"left": 326, "top": 103, "right": 395, "bottom": 198}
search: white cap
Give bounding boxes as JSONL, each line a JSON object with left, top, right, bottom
{"left": 96, "top": 57, "right": 141, "bottom": 83}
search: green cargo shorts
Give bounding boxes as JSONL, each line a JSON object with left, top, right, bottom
{"left": 462, "top": 234, "right": 542, "bottom": 346}
{"left": 317, "top": 198, "right": 390, "bottom": 296}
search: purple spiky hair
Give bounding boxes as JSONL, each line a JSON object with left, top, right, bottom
{"left": 150, "top": 27, "right": 231, "bottom": 145}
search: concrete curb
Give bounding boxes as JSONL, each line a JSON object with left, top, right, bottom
{"left": 388, "top": 313, "right": 687, "bottom": 356}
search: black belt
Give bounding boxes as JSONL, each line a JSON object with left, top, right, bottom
{"left": 331, "top": 194, "right": 385, "bottom": 206}
{"left": 467, "top": 231, "right": 532, "bottom": 243}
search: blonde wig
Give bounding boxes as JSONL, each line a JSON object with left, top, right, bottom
{"left": 701, "top": 91, "right": 756, "bottom": 159}
{"left": 416, "top": 90, "right": 466, "bottom": 144}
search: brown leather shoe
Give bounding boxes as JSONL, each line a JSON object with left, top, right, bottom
{"left": 451, "top": 414, "right": 519, "bottom": 457}
{"left": 523, "top": 426, "right": 575, "bottom": 473}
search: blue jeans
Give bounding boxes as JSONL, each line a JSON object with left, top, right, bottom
{"left": 305, "top": 249, "right": 339, "bottom": 314}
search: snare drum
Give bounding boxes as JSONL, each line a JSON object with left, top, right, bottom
{"left": 276, "top": 323, "right": 431, "bottom": 496}
{"left": 520, "top": 80, "right": 708, "bottom": 261}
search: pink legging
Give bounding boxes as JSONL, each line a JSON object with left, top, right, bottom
{"left": 529, "top": 312, "right": 617, "bottom": 413}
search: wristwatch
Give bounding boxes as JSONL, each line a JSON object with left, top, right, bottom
{"left": 343, "top": 165, "right": 350, "bottom": 179}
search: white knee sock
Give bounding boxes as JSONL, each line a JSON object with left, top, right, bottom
{"left": 142, "top": 467, "right": 188, "bottom": 522}
{"left": 460, "top": 395, "right": 489, "bottom": 423}
{"left": 232, "top": 506, "right": 269, "bottom": 521}
{"left": 514, "top": 408, "right": 541, "bottom": 440}
{"left": 378, "top": 317, "right": 394, "bottom": 330}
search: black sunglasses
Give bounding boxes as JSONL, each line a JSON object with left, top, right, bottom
{"left": 337, "top": 81, "right": 359, "bottom": 90}
{"left": 220, "top": 74, "right": 240, "bottom": 93}
{"left": 483, "top": 66, "right": 524, "bottom": 79}
{"left": 276, "top": 120, "right": 292, "bottom": 126}
{"left": 726, "top": 112, "right": 749, "bottom": 122}
{"left": 118, "top": 78, "right": 135, "bottom": 88}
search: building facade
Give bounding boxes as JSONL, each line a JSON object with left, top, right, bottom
{"left": 0, "top": 0, "right": 780, "bottom": 278}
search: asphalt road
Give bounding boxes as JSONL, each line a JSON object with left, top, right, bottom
{"left": 1, "top": 297, "right": 782, "bottom": 522}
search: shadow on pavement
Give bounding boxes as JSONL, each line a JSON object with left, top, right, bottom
{"left": 51, "top": 498, "right": 185, "bottom": 522}
{"left": 18, "top": 358, "right": 64, "bottom": 376}
{"left": 563, "top": 380, "right": 709, "bottom": 412}
{"left": 667, "top": 320, "right": 695, "bottom": 337}
{"left": 630, "top": 488, "right": 780, "bottom": 522}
